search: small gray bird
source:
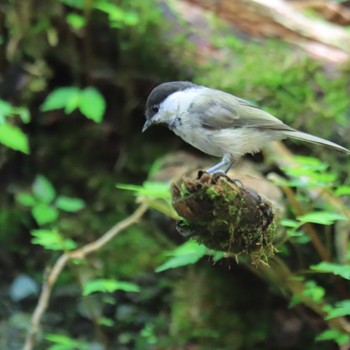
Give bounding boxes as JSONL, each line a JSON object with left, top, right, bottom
{"left": 143, "top": 81, "right": 350, "bottom": 173}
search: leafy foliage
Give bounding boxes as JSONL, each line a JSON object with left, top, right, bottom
{"left": 41, "top": 87, "right": 106, "bottom": 123}
{"left": 325, "top": 300, "right": 350, "bottom": 319}
{"left": 0, "top": 124, "right": 30, "bottom": 154}
{"left": 31, "top": 229, "right": 77, "bottom": 251}
{"left": 0, "top": 99, "right": 30, "bottom": 154}
{"left": 46, "top": 333, "right": 89, "bottom": 350}
{"left": 117, "top": 181, "right": 177, "bottom": 219}
{"left": 297, "top": 211, "right": 347, "bottom": 225}
{"left": 116, "top": 182, "right": 171, "bottom": 199}
{"left": 310, "top": 262, "right": 350, "bottom": 280}
{"left": 316, "top": 329, "right": 350, "bottom": 346}
{"left": 16, "top": 175, "right": 85, "bottom": 226}
{"left": 156, "top": 241, "right": 215, "bottom": 272}
{"left": 55, "top": 196, "right": 85, "bottom": 212}
{"left": 33, "top": 175, "right": 56, "bottom": 203}
{"left": 2, "top": 0, "right": 350, "bottom": 348}
{"left": 82, "top": 279, "right": 140, "bottom": 296}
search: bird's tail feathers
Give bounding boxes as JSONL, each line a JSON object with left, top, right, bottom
{"left": 282, "top": 130, "right": 350, "bottom": 155}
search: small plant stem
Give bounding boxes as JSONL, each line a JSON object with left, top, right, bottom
{"left": 281, "top": 185, "right": 332, "bottom": 262}
{"left": 22, "top": 204, "right": 148, "bottom": 350}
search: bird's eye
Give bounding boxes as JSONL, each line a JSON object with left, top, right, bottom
{"left": 152, "top": 105, "right": 159, "bottom": 113}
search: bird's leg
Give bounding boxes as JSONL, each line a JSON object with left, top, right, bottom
{"left": 206, "top": 155, "right": 234, "bottom": 174}
{"left": 205, "top": 160, "right": 227, "bottom": 174}
{"left": 223, "top": 160, "right": 236, "bottom": 174}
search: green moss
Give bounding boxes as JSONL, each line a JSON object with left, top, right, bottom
{"left": 172, "top": 173, "right": 277, "bottom": 264}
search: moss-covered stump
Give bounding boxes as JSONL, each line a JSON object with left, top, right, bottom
{"left": 171, "top": 171, "right": 277, "bottom": 264}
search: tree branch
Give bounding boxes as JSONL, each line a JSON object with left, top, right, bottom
{"left": 23, "top": 204, "right": 148, "bottom": 350}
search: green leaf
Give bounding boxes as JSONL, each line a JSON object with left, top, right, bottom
{"left": 292, "top": 155, "right": 328, "bottom": 170}
{"left": 16, "top": 193, "right": 37, "bottom": 207}
{"left": 98, "top": 317, "right": 114, "bottom": 327}
{"left": 316, "top": 329, "right": 350, "bottom": 346}
{"left": 40, "top": 87, "right": 80, "bottom": 114}
{"left": 302, "top": 280, "right": 325, "bottom": 302}
{"left": 280, "top": 219, "right": 300, "bottom": 229}
{"left": 10, "top": 106, "right": 31, "bottom": 123}
{"left": 95, "top": 2, "right": 139, "bottom": 27}
{"left": 335, "top": 185, "right": 350, "bottom": 196}
{"left": 310, "top": 262, "right": 350, "bottom": 280}
{"left": 79, "top": 87, "right": 106, "bottom": 123}
{"left": 32, "top": 204, "right": 59, "bottom": 225}
{"left": 58, "top": 0, "right": 84, "bottom": 9}
{"left": 46, "top": 333, "right": 89, "bottom": 350}
{"left": 297, "top": 211, "right": 347, "bottom": 225}
{"left": 82, "top": 279, "right": 140, "bottom": 296}
{"left": 94, "top": 3, "right": 124, "bottom": 20}
{"left": 0, "top": 100, "right": 12, "bottom": 119}
{"left": 122, "top": 12, "right": 139, "bottom": 26}
{"left": 0, "top": 100, "right": 30, "bottom": 123}
{"left": 0, "top": 124, "right": 29, "bottom": 154}
{"left": 32, "top": 175, "right": 56, "bottom": 203}
{"left": 66, "top": 13, "right": 86, "bottom": 29}
{"left": 116, "top": 182, "right": 171, "bottom": 199}
{"left": 55, "top": 196, "right": 85, "bottom": 212}
{"left": 326, "top": 300, "right": 350, "bottom": 319}
{"left": 156, "top": 241, "right": 209, "bottom": 272}
{"left": 212, "top": 250, "right": 225, "bottom": 262}
{"left": 31, "top": 229, "right": 77, "bottom": 251}
{"left": 15, "top": 107, "right": 30, "bottom": 123}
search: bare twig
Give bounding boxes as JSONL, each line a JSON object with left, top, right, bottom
{"left": 23, "top": 204, "right": 149, "bottom": 350}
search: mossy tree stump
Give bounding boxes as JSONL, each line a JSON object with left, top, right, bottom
{"left": 171, "top": 171, "right": 277, "bottom": 264}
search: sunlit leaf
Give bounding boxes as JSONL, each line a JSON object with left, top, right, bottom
{"left": 32, "top": 204, "right": 59, "bottom": 225}
{"left": 98, "top": 317, "right": 114, "bottom": 327}
{"left": 32, "top": 175, "right": 56, "bottom": 203}
{"left": 335, "top": 185, "right": 350, "bottom": 196}
{"left": 40, "top": 87, "right": 80, "bottom": 113}
{"left": 297, "top": 211, "right": 347, "bottom": 225}
{"left": 326, "top": 300, "right": 350, "bottom": 319}
{"left": 46, "top": 333, "right": 89, "bottom": 350}
{"left": 303, "top": 280, "right": 325, "bottom": 302}
{"left": 55, "top": 196, "right": 85, "bottom": 212}
{"left": 66, "top": 13, "right": 86, "bottom": 29}
{"left": 14, "top": 107, "right": 31, "bottom": 123}
{"left": 293, "top": 155, "right": 328, "bottom": 170}
{"left": 0, "top": 124, "right": 30, "bottom": 154}
{"left": 310, "top": 262, "right": 350, "bottom": 280}
{"left": 79, "top": 87, "right": 106, "bottom": 123}
{"left": 16, "top": 193, "right": 37, "bottom": 207}
{"left": 64, "top": 89, "right": 81, "bottom": 114}
{"left": 116, "top": 182, "right": 171, "bottom": 199}
{"left": 280, "top": 219, "right": 300, "bottom": 228}
{"left": 83, "top": 279, "right": 140, "bottom": 296}
{"left": 0, "top": 100, "right": 30, "bottom": 123}
{"left": 31, "top": 229, "right": 77, "bottom": 251}
{"left": 95, "top": 3, "right": 124, "bottom": 19}
{"left": 156, "top": 241, "right": 209, "bottom": 272}
{"left": 316, "top": 329, "right": 350, "bottom": 346}
{"left": 0, "top": 100, "right": 12, "bottom": 119}
{"left": 122, "top": 12, "right": 139, "bottom": 25}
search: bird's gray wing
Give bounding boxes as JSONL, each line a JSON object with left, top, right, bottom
{"left": 192, "top": 89, "right": 293, "bottom": 132}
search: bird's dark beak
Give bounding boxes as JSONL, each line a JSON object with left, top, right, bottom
{"left": 142, "top": 119, "right": 152, "bottom": 133}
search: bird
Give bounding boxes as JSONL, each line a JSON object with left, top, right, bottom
{"left": 143, "top": 81, "right": 350, "bottom": 173}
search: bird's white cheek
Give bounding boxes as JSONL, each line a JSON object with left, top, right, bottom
{"left": 158, "top": 110, "right": 176, "bottom": 124}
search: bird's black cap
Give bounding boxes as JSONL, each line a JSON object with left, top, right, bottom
{"left": 145, "top": 81, "right": 196, "bottom": 120}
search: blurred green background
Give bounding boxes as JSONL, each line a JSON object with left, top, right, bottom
{"left": 1, "top": 1, "right": 350, "bottom": 349}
